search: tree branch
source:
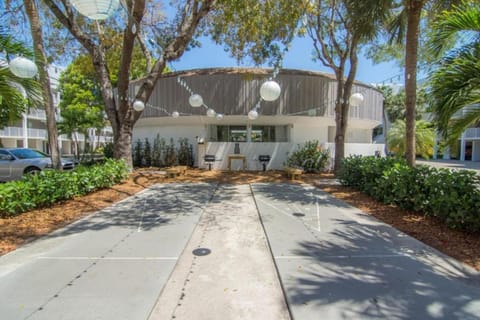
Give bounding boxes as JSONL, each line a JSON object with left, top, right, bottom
{"left": 133, "top": 0, "right": 215, "bottom": 123}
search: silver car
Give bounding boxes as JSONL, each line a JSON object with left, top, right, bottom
{"left": 0, "top": 148, "right": 75, "bottom": 182}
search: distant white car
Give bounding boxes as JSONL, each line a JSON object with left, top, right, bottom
{"left": 0, "top": 148, "right": 75, "bottom": 182}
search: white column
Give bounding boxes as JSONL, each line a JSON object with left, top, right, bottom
{"left": 22, "top": 113, "right": 28, "bottom": 148}
{"left": 460, "top": 136, "right": 466, "bottom": 161}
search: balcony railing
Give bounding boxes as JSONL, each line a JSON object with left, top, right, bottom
{"left": 464, "top": 128, "right": 480, "bottom": 139}
{"left": 27, "top": 109, "right": 46, "bottom": 119}
{"left": 0, "top": 127, "right": 88, "bottom": 141}
{"left": 0, "top": 127, "right": 23, "bottom": 138}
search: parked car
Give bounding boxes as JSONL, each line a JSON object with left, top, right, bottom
{"left": 0, "top": 148, "right": 75, "bottom": 182}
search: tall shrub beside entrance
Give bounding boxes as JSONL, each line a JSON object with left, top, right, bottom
{"left": 285, "top": 140, "right": 330, "bottom": 173}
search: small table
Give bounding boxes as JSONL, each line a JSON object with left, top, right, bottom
{"left": 227, "top": 154, "right": 247, "bottom": 170}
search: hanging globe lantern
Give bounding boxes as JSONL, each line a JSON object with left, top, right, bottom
{"left": 260, "top": 80, "right": 281, "bottom": 101}
{"left": 189, "top": 94, "right": 203, "bottom": 108}
{"left": 172, "top": 111, "right": 180, "bottom": 118}
{"left": 9, "top": 57, "right": 38, "bottom": 78}
{"left": 248, "top": 110, "right": 259, "bottom": 120}
{"left": 349, "top": 93, "right": 364, "bottom": 107}
{"left": 133, "top": 100, "right": 145, "bottom": 112}
{"left": 69, "top": 0, "right": 120, "bottom": 20}
{"left": 206, "top": 108, "right": 216, "bottom": 117}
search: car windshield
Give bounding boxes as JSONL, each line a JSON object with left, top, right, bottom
{"left": 10, "top": 149, "right": 47, "bottom": 159}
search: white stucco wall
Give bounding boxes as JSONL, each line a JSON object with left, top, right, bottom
{"left": 291, "top": 124, "right": 329, "bottom": 144}
{"left": 346, "top": 128, "right": 372, "bottom": 143}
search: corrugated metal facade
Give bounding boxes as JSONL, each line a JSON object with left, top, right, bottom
{"left": 130, "top": 68, "right": 383, "bottom": 122}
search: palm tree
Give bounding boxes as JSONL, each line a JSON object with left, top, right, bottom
{"left": 387, "top": 119, "right": 435, "bottom": 159}
{"left": 24, "top": 0, "right": 62, "bottom": 169}
{"left": 0, "top": 27, "right": 42, "bottom": 128}
{"left": 428, "top": 2, "right": 480, "bottom": 143}
{"left": 388, "top": 1, "right": 460, "bottom": 166}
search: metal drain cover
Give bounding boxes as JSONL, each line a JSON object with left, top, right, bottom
{"left": 192, "top": 248, "right": 211, "bottom": 256}
{"left": 292, "top": 212, "right": 305, "bottom": 217}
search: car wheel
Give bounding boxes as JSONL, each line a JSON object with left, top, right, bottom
{"left": 24, "top": 167, "right": 41, "bottom": 175}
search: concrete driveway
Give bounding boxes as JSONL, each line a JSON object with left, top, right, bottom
{"left": 0, "top": 182, "right": 479, "bottom": 319}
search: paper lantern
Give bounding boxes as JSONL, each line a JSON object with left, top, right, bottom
{"left": 9, "top": 57, "right": 38, "bottom": 78}
{"left": 248, "top": 110, "right": 258, "bottom": 120}
{"left": 189, "top": 94, "right": 203, "bottom": 107}
{"left": 206, "top": 108, "right": 216, "bottom": 117}
{"left": 69, "top": 0, "right": 120, "bottom": 20}
{"left": 172, "top": 111, "right": 180, "bottom": 118}
{"left": 133, "top": 100, "right": 145, "bottom": 112}
{"left": 349, "top": 93, "right": 364, "bottom": 106}
{"left": 260, "top": 80, "right": 281, "bottom": 101}
{"left": 215, "top": 113, "right": 223, "bottom": 120}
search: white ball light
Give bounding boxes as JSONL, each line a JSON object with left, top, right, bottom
{"left": 189, "top": 94, "right": 203, "bottom": 107}
{"left": 133, "top": 100, "right": 145, "bottom": 112}
{"left": 215, "top": 113, "right": 223, "bottom": 120}
{"left": 69, "top": 0, "right": 120, "bottom": 20}
{"left": 172, "top": 111, "right": 180, "bottom": 118}
{"left": 248, "top": 110, "right": 259, "bottom": 120}
{"left": 349, "top": 93, "right": 364, "bottom": 106}
{"left": 206, "top": 108, "right": 216, "bottom": 117}
{"left": 260, "top": 80, "right": 281, "bottom": 101}
{"left": 9, "top": 57, "right": 38, "bottom": 78}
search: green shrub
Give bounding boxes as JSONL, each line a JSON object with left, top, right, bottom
{"left": 339, "top": 156, "right": 480, "bottom": 232}
{"left": 102, "top": 142, "right": 114, "bottom": 159}
{"left": 0, "top": 159, "right": 128, "bottom": 217}
{"left": 285, "top": 140, "right": 330, "bottom": 173}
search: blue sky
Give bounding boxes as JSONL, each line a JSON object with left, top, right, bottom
{"left": 170, "top": 35, "right": 405, "bottom": 86}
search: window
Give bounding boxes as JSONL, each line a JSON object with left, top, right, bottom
{"left": 208, "top": 125, "right": 289, "bottom": 142}
{"left": 251, "top": 126, "right": 275, "bottom": 142}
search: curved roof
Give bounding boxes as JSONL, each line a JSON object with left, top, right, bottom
{"left": 130, "top": 67, "right": 383, "bottom": 122}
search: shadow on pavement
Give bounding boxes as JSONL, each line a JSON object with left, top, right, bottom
{"left": 287, "top": 221, "right": 480, "bottom": 319}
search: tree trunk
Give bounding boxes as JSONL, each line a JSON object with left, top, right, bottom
{"left": 24, "top": 0, "right": 61, "bottom": 169}
{"left": 404, "top": 0, "right": 423, "bottom": 167}
{"left": 113, "top": 121, "right": 134, "bottom": 169}
{"left": 333, "top": 37, "right": 359, "bottom": 174}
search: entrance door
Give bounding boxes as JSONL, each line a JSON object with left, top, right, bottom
{"left": 465, "top": 141, "right": 473, "bottom": 161}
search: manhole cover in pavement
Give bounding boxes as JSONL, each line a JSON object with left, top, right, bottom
{"left": 292, "top": 212, "right": 305, "bottom": 217}
{"left": 192, "top": 248, "right": 211, "bottom": 256}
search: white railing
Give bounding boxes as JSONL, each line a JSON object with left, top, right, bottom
{"left": 0, "top": 127, "right": 23, "bottom": 137}
{"left": 27, "top": 109, "right": 46, "bottom": 119}
{"left": 464, "top": 128, "right": 480, "bottom": 139}
{"left": 27, "top": 128, "right": 48, "bottom": 138}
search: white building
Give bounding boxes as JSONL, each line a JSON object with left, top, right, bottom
{"left": 0, "top": 65, "right": 112, "bottom": 155}
{"left": 439, "top": 105, "right": 480, "bottom": 162}
{"left": 131, "top": 68, "right": 385, "bottom": 170}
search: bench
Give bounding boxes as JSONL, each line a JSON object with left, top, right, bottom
{"left": 165, "top": 167, "right": 180, "bottom": 178}
{"left": 175, "top": 165, "right": 188, "bottom": 175}
{"left": 284, "top": 167, "right": 303, "bottom": 180}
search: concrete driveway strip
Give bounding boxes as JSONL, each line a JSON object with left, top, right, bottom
{"left": 0, "top": 183, "right": 216, "bottom": 320}
{"left": 149, "top": 184, "right": 290, "bottom": 320}
{"left": 252, "top": 183, "right": 480, "bottom": 320}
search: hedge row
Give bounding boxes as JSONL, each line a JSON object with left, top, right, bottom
{"left": 0, "top": 159, "right": 128, "bottom": 217}
{"left": 338, "top": 156, "right": 480, "bottom": 232}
